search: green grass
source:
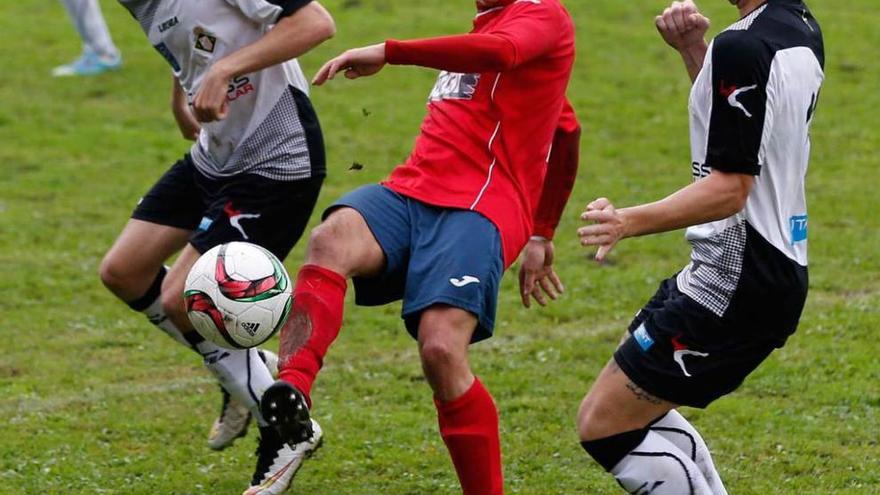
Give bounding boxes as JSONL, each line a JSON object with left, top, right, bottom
{"left": 1, "top": 0, "right": 878, "bottom": 493}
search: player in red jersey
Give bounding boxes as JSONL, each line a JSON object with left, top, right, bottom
{"left": 257, "top": 1, "right": 579, "bottom": 493}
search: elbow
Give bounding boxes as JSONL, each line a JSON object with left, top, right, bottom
{"left": 721, "top": 178, "right": 751, "bottom": 216}
{"left": 731, "top": 188, "right": 749, "bottom": 212}
{"left": 319, "top": 16, "right": 336, "bottom": 41}
{"left": 313, "top": 13, "right": 336, "bottom": 42}
{"left": 707, "top": 170, "right": 753, "bottom": 218}
{"left": 298, "top": 2, "right": 335, "bottom": 42}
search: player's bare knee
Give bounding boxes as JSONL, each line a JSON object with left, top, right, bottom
{"left": 306, "top": 208, "right": 379, "bottom": 276}
{"left": 577, "top": 394, "right": 614, "bottom": 441}
{"left": 99, "top": 253, "right": 136, "bottom": 296}
{"left": 305, "top": 222, "right": 342, "bottom": 263}
{"left": 419, "top": 336, "right": 459, "bottom": 370}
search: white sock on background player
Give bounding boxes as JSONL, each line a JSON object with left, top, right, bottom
{"left": 60, "top": 0, "right": 120, "bottom": 59}
{"left": 194, "top": 342, "right": 274, "bottom": 426}
{"left": 651, "top": 410, "right": 727, "bottom": 494}
{"left": 140, "top": 291, "right": 274, "bottom": 427}
{"left": 138, "top": 296, "right": 191, "bottom": 348}
{"left": 611, "top": 431, "right": 713, "bottom": 495}
{"left": 129, "top": 267, "right": 273, "bottom": 427}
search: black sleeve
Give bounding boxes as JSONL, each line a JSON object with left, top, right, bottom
{"left": 705, "top": 32, "right": 770, "bottom": 175}
{"left": 269, "top": 0, "right": 313, "bottom": 19}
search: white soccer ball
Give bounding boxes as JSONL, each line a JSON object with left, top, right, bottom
{"left": 184, "top": 242, "right": 292, "bottom": 349}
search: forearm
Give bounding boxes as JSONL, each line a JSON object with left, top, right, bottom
{"left": 619, "top": 171, "right": 752, "bottom": 238}
{"left": 679, "top": 42, "right": 708, "bottom": 82}
{"left": 534, "top": 125, "right": 581, "bottom": 238}
{"left": 385, "top": 34, "right": 517, "bottom": 73}
{"left": 212, "top": 2, "right": 334, "bottom": 80}
{"left": 171, "top": 76, "right": 187, "bottom": 110}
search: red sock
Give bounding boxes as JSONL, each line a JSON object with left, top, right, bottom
{"left": 435, "top": 378, "right": 504, "bottom": 495}
{"left": 278, "top": 264, "right": 347, "bottom": 407}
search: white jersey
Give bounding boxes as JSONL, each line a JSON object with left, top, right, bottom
{"left": 120, "top": 0, "right": 325, "bottom": 181}
{"left": 679, "top": 0, "right": 824, "bottom": 330}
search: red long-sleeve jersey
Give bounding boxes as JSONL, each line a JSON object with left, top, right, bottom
{"left": 382, "top": 0, "right": 578, "bottom": 268}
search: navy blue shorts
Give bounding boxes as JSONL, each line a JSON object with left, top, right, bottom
{"left": 327, "top": 185, "right": 503, "bottom": 343}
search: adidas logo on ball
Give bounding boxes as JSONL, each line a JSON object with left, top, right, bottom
{"left": 241, "top": 321, "right": 261, "bottom": 336}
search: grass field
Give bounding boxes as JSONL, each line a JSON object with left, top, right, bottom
{"left": 1, "top": 0, "right": 878, "bottom": 493}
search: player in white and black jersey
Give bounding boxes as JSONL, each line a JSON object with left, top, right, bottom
{"left": 576, "top": 0, "right": 824, "bottom": 493}
{"left": 98, "top": 1, "right": 334, "bottom": 493}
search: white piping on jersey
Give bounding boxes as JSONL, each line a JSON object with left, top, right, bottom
{"left": 724, "top": 4, "right": 767, "bottom": 31}
{"left": 490, "top": 73, "right": 502, "bottom": 102}
{"left": 475, "top": 6, "right": 504, "bottom": 18}
{"left": 470, "top": 121, "right": 502, "bottom": 210}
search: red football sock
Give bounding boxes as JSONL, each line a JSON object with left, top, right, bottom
{"left": 278, "top": 264, "right": 347, "bottom": 407}
{"left": 435, "top": 378, "right": 504, "bottom": 495}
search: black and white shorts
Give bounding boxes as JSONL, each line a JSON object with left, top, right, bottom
{"left": 131, "top": 154, "right": 322, "bottom": 259}
{"left": 614, "top": 277, "right": 803, "bottom": 408}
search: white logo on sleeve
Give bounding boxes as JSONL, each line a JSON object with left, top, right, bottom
{"left": 449, "top": 275, "right": 480, "bottom": 287}
{"left": 719, "top": 82, "right": 758, "bottom": 118}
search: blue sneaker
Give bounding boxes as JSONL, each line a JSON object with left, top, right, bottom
{"left": 52, "top": 50, "right": 122, "bottom": 77}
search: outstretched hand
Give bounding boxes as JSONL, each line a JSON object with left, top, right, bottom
{"left": 655, "top": 0, "right": 710, "bottom": 51}
{"left": 312, "top": 43, "right": 387, "bottom": 85}
{"left": 578, "top": 198, "right": 625, "bottom": 262}
{"left": 518, "top": 238, "right": 564, "bottom": 308}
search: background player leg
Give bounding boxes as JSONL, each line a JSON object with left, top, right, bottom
{"left": 578, "top": 360, "right": 714, "bottom": 494}
{"left": 161, "top": 244, "right": 276, "bottom": 427}
{"left": 54, "top": 0, "right": 121, "bottom": 76}
{"left": 100, "top": 221, "right": 272, "bottom": 449}
{"left": 100, "top": 219, "right": 191, "bottom": 346}
{"left": 419, "top": 306, "right": 504, "bottom": 495}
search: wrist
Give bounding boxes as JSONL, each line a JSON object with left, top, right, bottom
{"left": 617, "top": 208, "right": 635, "bottom": 239}
{"left": 678, "top": 40, "right": 707, "bottom": 60}
{"left": 211, "top": 58, "right": 237, "bottom": 80}
{"left": 532, "top": 224, "right": 555, "bottom": 240}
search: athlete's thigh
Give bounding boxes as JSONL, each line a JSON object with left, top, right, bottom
{"left": 162, "top": 243, "right": 203, "bottom": 301}
{"left": 328, "top": 184, "right": 413, "bottom": 302}
{"left": 579, "top": 359, "right": 676, "bottom": 441}
{"left": 104, "top": 219, "right": 191, "bottom": 278}
{"left": 312, "top": 206, "right": 386, "bottom": 277}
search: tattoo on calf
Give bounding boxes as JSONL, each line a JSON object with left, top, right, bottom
{"left": 626, "top": 380, "right": 663, "bottom": 405}
{"left": 278, "top": 311, "right": 312, "bottom": 368}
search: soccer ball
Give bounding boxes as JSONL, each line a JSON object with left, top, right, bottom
{"left": 184, "top": 242, "right": 292, "bottom": 349}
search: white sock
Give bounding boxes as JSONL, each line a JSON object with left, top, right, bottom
{"left": 60, "top": 0, "right": 119, "bottom": 58}
{"left": 130, "top": 272, "right": 272, "bottom": 426}
{"left": 611, "top": 431, "right": 714, "bottom": 495}
{"left": 139, "top": 296, "right": 191, "bottom": 349}
{"left": 194, "top": 340, "right": 274, "bottom": 426}
{"left": 651, "top": 411, "right": 727, "bottom": 495}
